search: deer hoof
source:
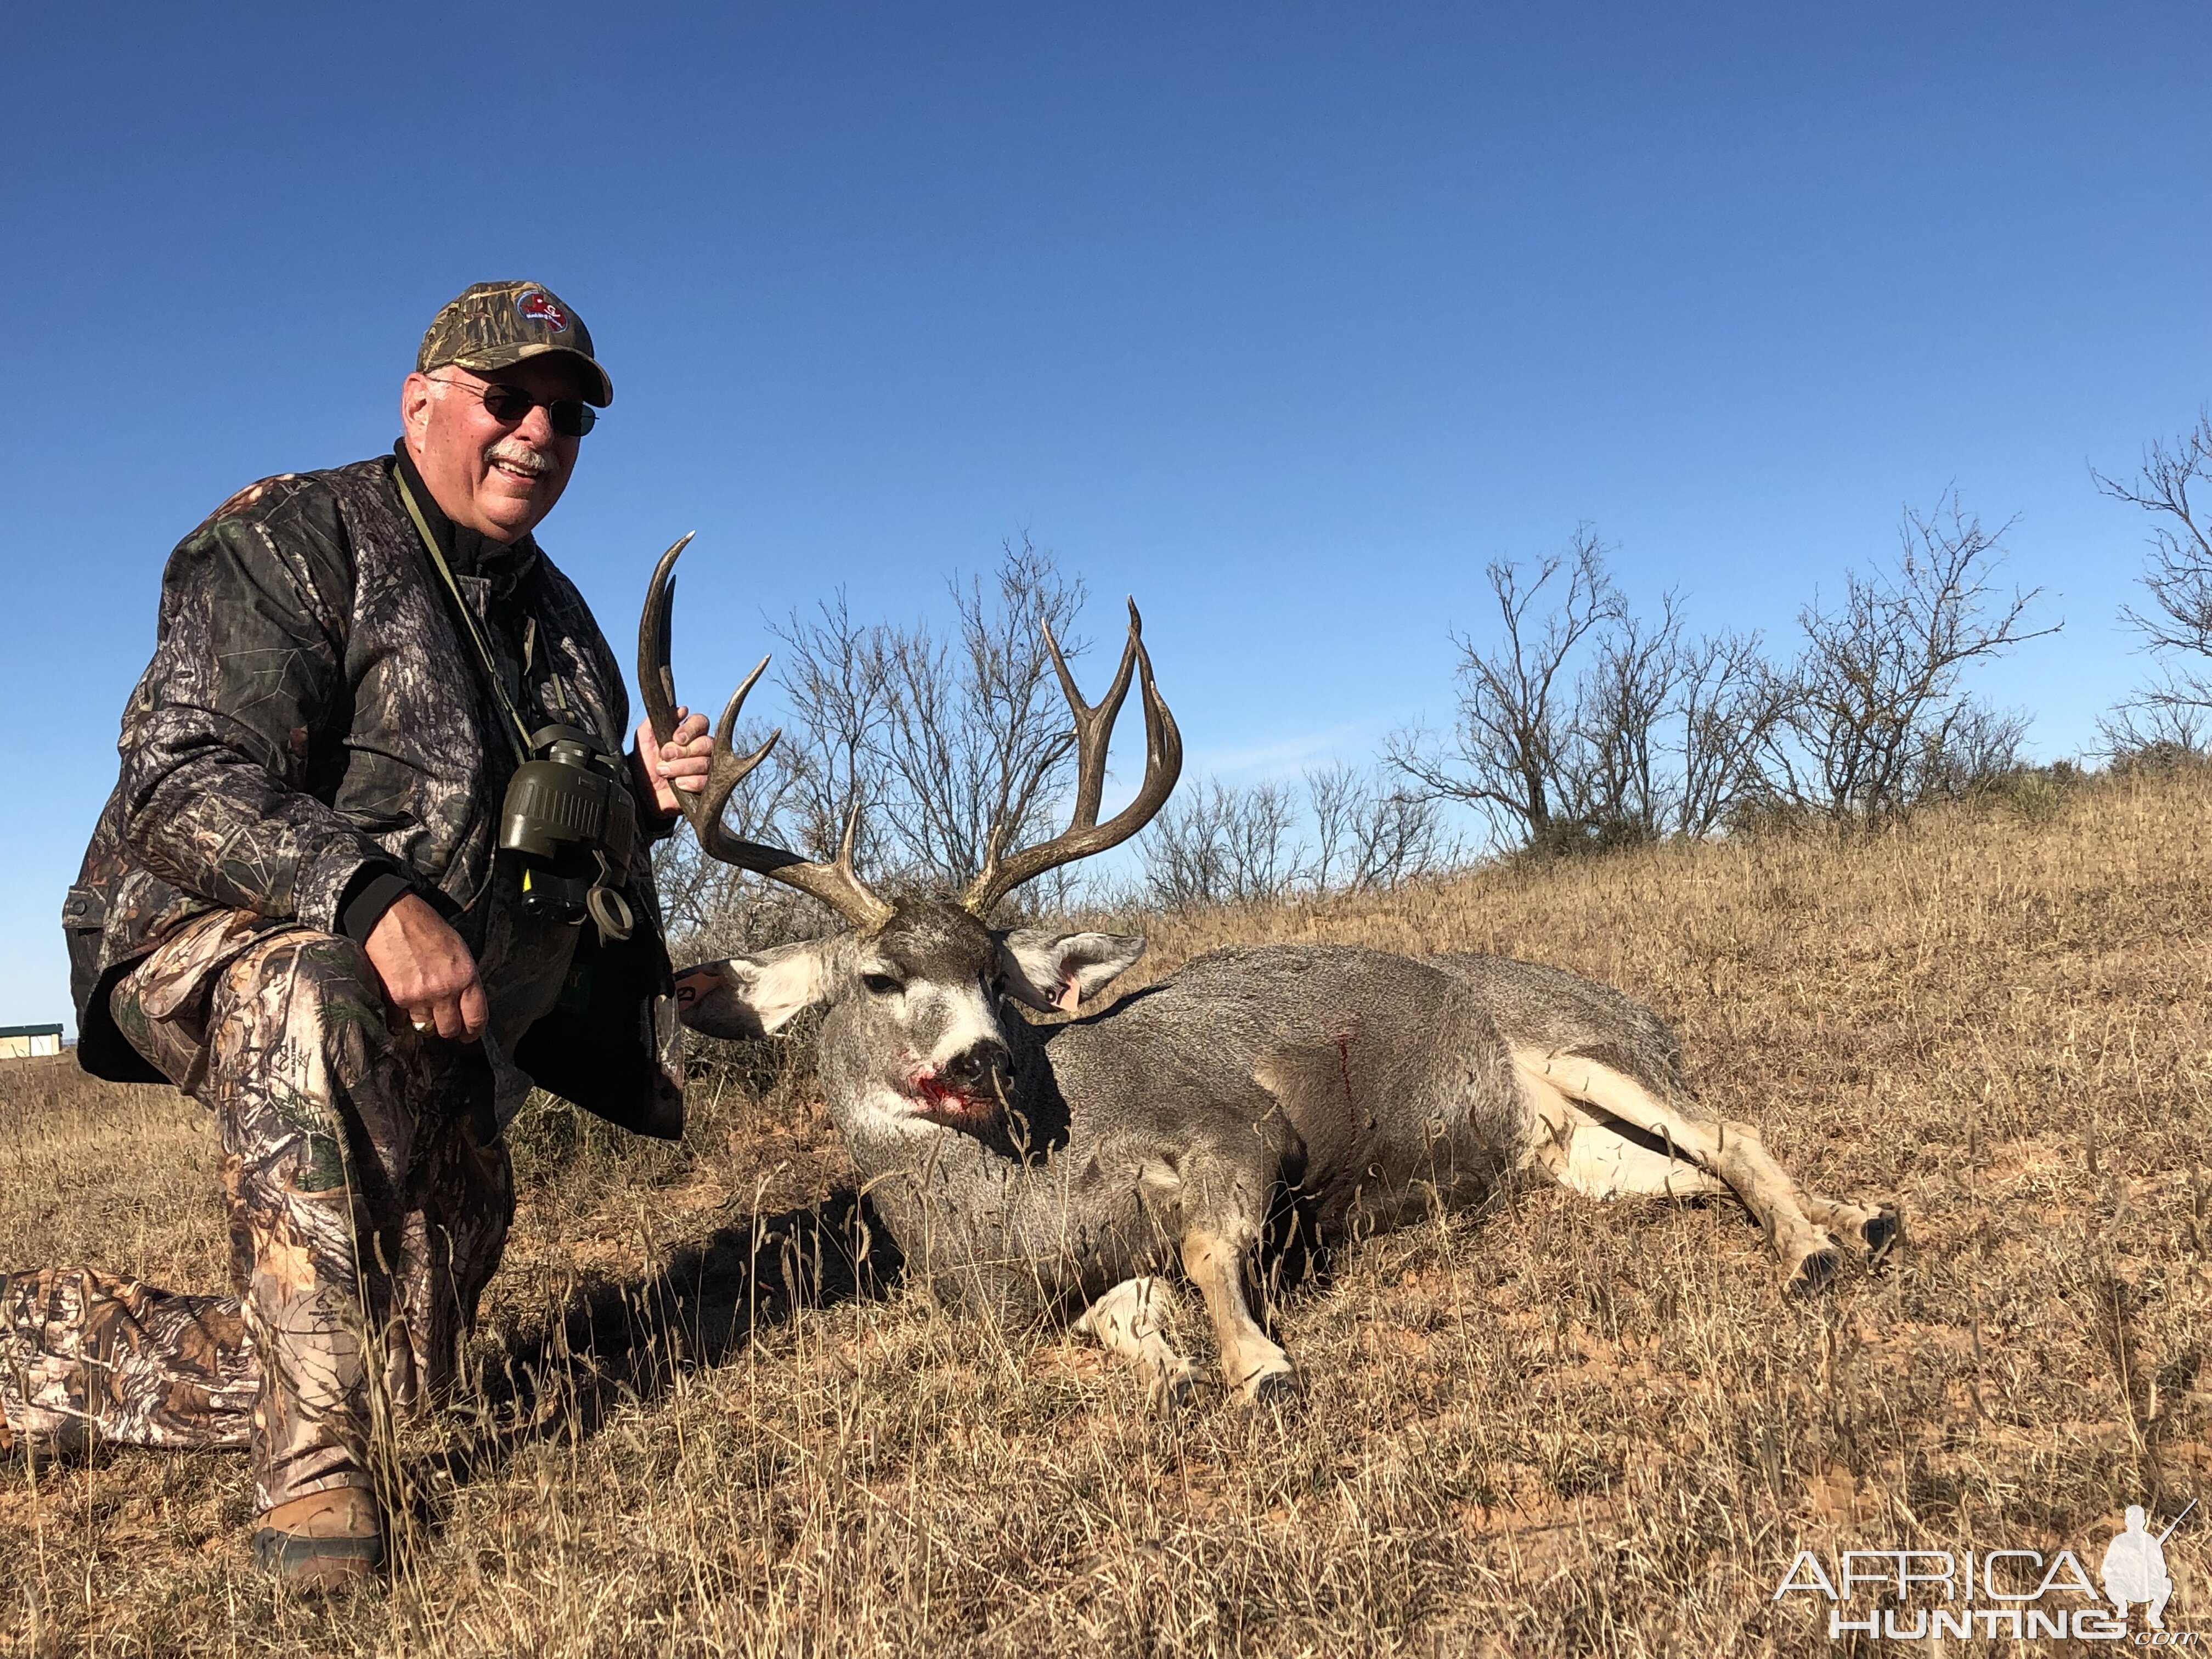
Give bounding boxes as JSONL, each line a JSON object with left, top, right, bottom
{"left": 1783, "top": 1245, "right": 1841, "bottom": 1298}
{"left": 1149, "top": 1365, "right": 1204, "bottom": 1414}
{"left": 1860, "top": 1207, "right": 1901, "bottom": 1259}
{"left": 1238, "top": 1361, "right": 1300, "bottom": 1408}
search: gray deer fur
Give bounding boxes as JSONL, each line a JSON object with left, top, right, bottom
{"left": 644, "top": 549, "right": 1894, "bottom": 1406}
{"left": 678, "top": 911, "right": 1897, "bottom": 1405}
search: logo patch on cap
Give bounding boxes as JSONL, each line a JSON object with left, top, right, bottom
{"left": 516, "top": 289, "right": 571, "bottom": 333}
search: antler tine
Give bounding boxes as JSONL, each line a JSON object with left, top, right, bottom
{"left": 1042, "top": 600, "right": 1141, "bottom": 833}
{"left": 961, "top": 597, "right": 1182, "bottom": 918}
{"left": 637, "top": 535, "right": 894, "bottom": 932}
{"left": 639, "top": 533, "right": 696, "bottom": 748}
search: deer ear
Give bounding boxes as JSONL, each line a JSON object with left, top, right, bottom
{"left": 999, "top": 930, "right": 1147, "bottom": 1014}
{"left": 674, "top": 941, "right": 827, "bottom": 1037}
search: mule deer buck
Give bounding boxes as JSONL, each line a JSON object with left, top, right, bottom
{"left": 643, "top": 541, "right": 1897, "bottom": 1405}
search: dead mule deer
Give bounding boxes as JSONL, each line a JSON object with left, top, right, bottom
{"left": 642, "top": 541, "right": 1898, "bottom": 1406}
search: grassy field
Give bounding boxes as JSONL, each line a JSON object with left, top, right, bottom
{"left": 4, "top": 768, "right": 2208, "bottom": 1656}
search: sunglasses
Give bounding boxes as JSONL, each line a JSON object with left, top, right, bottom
{"left": 430, "top": 375, "right": 597, "bottom": 437}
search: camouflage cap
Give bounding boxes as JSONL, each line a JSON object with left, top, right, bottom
{"left": 416, "top": 280, "right": 613, "bottom": 407}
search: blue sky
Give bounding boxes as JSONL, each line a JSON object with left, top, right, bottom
{"left": 2, "top": 3, "right": 2206, "bottom": 1028}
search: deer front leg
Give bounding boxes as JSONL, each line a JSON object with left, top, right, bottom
{"left": 1075, "top": 1277, "right": 1204, "bottom": 1410}
{"left": 1181, "top": 1229, "right": 1297, "bottom": 1404}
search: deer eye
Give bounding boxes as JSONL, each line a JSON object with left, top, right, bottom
{"left": 861, "top": 973, "right": 901, "bottom": 996}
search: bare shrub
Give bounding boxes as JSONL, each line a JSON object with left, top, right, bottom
{"left": 1140, "top": 778, "right": 1305, "bottom": 909}
{"left": 1760, "top": 491, "right": 2053, "bottom": 823}
{"left": 2108, "top": 737, "right": 2212, "bottom": 781}
{"left": 864, "top": 552, "right": 1088, "bottom": 898}
{"left": 1385, "top": 526, "right": 1627, "bottom": 848}
{"left": 765, "top": 537, "right": 1088, "bottom": 908}
{"left": 1906, "top": 698, "right": 2034, "bottom": 805}
{"left": 656, "top": 538, "right": 1095, "bottom": 960}
{"left": 2096, "top": 411, "right": 2212, "bottom": 755}
{"left": 1305, "top": 761, "right": 1454, "bottom": 892}
{"left": 650, "top": 713, "right": 813, "bottom": 962}
{"left": 1387, "top": 531, "right": 1793, "bottom": 852}
{"left": 1674, "top": 629, "right": 1796, "bottom": 837}
{"left": 2101, "top": 703, "right": 2212, "bottom": 762}
{"left": 1136, "top": 764, "right": 1454, "bottom": 911}
{"left": 1565, "top": 595, "right": 1681, "bottom": 842}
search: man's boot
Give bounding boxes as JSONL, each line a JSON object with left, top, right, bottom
{"left": 251, "top": 1487, "right": 383, "bottom": 1589}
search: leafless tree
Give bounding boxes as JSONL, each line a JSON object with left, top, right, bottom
{"left": 871, "top": 549, "right": 1087, "bottom": 895}
{"left": 2094, "top": 411, "right": 2212, "bottom": 755}
{"left": 1386, "top": 527, "right": 1628, "bottom": 846}
{"left": 1306, "top": 761, "right": 1455, "bottom": 892}
{"left": 1673, "top": 630, "right": 1795, "bottom": 836}
{"left": 1140, "top": 780, "right": 1304, "bottom": 910}
{"left": 2100, "top": 700, "right": 2212, "bottom": 761}
{"left": 1387, "top": 531, "right": 1710, "bottom": 853}
{"left": 1764, "top": 492, "right": 2055, "bottom": 821}
{"left": 1566, "top": 595, "right": 1684, "bottom": 841}
{"left": 649, "top": 715, "right": 812, "bottom": 960}
{"left": 1906, "top": 698, "right": 2034, "bottom": 803}
{"left": 768, "top": 587, "right": 896, "bottom": 876}
{"left": 661, "top": 539, "right": 1096, "bottom": 957}
{"left": 766, "top": 538, "right": 1088, "bottom": 905}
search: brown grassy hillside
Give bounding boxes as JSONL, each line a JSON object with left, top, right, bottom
{"left": 3, "top": 769, "right": 2208, "bottom": 1656}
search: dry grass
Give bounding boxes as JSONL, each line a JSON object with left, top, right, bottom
{"left": 4, "top": 769, "right": 2209, "bottom": 1655}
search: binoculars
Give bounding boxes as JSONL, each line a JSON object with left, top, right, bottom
{"left": 498, "top": 724, "right": 638, "bottom": 941}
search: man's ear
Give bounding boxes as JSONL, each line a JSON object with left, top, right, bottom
{"left": 399, "top": 371, "right": 435, "bottom": 454}
{"left": 673, "top": 941, "right": 828, "bottom": 1037}
{"left": 998, "top": 929, "right": 1147, "bottom": 1014}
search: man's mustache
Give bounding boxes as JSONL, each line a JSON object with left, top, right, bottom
{"left": 487, "top": 442, "right": 555, "bottom": 478}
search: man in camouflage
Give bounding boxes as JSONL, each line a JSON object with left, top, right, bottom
{"left": 3, "top": 282, "right": 715, "bottom": 1588}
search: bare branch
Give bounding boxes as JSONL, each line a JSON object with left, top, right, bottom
{"left": 1140, "top": 780, "right": 1304, "bottom": 910}
{"left": 1775, "top": 490, "right": 2057, "bottom": 821}
{"left": 1390, "top": 526, "right": 1626, "bottom": 845}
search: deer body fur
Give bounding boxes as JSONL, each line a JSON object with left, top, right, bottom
{"left": 640, "top": 543, "right": 1894, "bottom": 1408}
{"left": 686, "top": 921, "right": 1896, "bottom": 1406}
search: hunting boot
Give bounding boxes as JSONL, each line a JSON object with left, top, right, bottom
{"left": 251, "top": 1487, "right": 384, "bottom": 1590}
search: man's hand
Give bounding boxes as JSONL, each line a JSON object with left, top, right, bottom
{"left": 364, "top": 894, "right": 487, "bottom": 1041}
{"left": 634, "top": 707, "right": 713, "bottom": 817}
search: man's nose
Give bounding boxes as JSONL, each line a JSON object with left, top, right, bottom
{"left": 939, "top": 1039, "right": 1010, "bottom": 1093}
{"left": 512, "top": 401, "right": 557, "bottom": 446}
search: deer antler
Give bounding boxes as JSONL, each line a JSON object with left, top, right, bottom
{"left": 960, "top": 597, "right": 1183, "bottom": 918}
{"left": 638, "top": 535, "right": 894, "bottom": 932}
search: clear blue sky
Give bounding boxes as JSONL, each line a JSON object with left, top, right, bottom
{"left": 2, "top": 3, "right": 2206, "bottom": 1029}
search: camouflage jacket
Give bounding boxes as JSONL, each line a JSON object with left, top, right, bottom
{"left": 64, "top": 455, "right": 685, "bottom": 1138}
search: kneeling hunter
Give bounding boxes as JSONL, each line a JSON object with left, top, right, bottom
{"left": 4, "top": 281, "right": 716, "bottom": 1587}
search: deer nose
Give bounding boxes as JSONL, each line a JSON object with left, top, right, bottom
{"left": 939, "top": 1039, "right": 1010, "bottom": 1094}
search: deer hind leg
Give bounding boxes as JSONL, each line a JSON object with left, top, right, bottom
{"left": 1802, "top": 1192, "right": 1900, "bottom": 1258}
{"left": 1514, "top": 1048, "right": 1861, "bottom": 1295}
{"left": 1075, "top": 1277, "right": 1204, "bottom": 1410}
{"left": 1181, "top": 1228, "right": 1296, "bottom": 1404}
{"left": 1519, "top": 1079, "right": 1734, "bottom": 1203}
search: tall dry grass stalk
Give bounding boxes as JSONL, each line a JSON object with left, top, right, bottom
{"left": 3, "top": 770, "right": 2207, "bottom": 1655}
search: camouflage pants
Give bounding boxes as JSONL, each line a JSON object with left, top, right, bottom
{"left": 0, "top": 914, "right": 512, "bottom": 1511}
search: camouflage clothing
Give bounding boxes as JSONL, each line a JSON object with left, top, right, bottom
{"left": 0, "top": 1271, "right": 254, "bottom": 1457}
{"left": 21, "top": 446, "right": 690, "bottom": 1514}
{"left": 64, "top": 453, "right": 684, "bottom": 1137}
{"left": 4, "top": 914, "right": 512, "bottom": 1509}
